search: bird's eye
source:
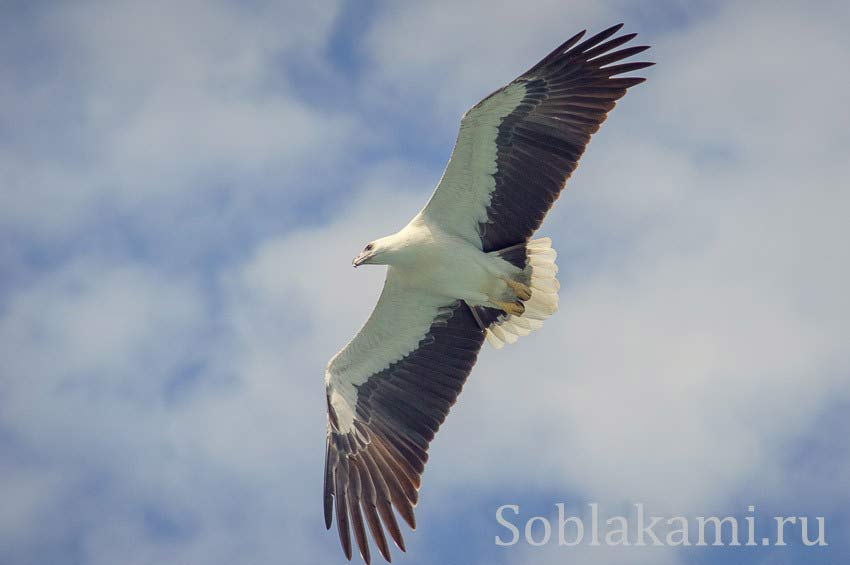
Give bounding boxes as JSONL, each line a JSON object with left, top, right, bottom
{"left": 365, "top": 244, "right": 374, "bottom": 251}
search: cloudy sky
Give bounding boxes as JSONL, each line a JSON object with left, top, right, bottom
{"left": 2, "top": 1, "right": 849, "bottom": 564}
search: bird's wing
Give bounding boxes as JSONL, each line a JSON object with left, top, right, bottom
{"left": 419, "top": 24, "right": 652, "bottom": 252}
{"left": 324, "top": 268, "right": 486, "bottom": 563}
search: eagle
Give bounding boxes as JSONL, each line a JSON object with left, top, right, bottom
{"left": 323, "top": 24, "right": 651, "bottom": 563}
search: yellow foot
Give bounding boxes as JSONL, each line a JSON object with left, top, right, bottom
{"left": 494, "top": 300, "right": 525, "bottom": 316}
{"left": 502, "top": 278, "right": 532, "bottom": 301}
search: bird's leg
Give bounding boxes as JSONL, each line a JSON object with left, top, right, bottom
{"left": 501, "top": 277, "right": 532, "bottom": 301}
{"left": 493, "top": 300, "right": 525, "bottom": 316}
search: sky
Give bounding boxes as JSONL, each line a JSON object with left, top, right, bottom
{"left": 1, "top": 1, "right": 849, "bottom": 564}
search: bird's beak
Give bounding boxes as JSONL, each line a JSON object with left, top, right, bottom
{"left": 352, "top": 251, "right": 371, "bottom": 268}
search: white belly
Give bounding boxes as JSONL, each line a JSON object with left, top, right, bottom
{"left": 391, "top": 229, "right": 518, "bottom": 306}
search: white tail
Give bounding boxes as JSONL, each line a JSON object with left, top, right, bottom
{"left": 485, "top": 237, "right": 559, "bottom": 348}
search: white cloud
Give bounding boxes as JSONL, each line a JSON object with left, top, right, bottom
{"left": 652, "top": 0, "right": 850, "bottom": 158}
{"left": 362, "top": 0, "right": 619, "bottom": 125}
{"left": 0, "top": 0, "right": 352, "bottom": 238}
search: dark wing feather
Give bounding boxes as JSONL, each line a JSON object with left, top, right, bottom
{"left": 479, "top": 23, "right": 652, "bottom": 251}
{"left": 324, "top": 301, "right": 485, "bottom": 563}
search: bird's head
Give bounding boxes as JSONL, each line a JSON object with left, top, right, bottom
{"left": 352, "top": 236, "right": 394, "bottom": 267}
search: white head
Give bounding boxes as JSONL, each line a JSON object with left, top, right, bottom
{"left": 352, "top": 234, "right": 405, "bottom": 267}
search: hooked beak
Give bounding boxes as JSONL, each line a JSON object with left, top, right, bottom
{"left": 352, "top": 251, "right": 373, "bottom": 268}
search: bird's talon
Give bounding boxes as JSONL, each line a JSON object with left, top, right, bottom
{"left": 502, "top": 278, "right": 532, "bottom": 301}
{"left": 494, "top": 300, "right": 525, "bottom": 316}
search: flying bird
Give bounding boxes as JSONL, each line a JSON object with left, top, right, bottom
{"left": 323, "top": 24, "right": 652, "bottom": 563}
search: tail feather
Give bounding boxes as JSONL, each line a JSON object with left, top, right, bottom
{"left": 471, "top": 237, "right": 559, "bottom": 349}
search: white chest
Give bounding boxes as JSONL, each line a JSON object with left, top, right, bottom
{"left": 391, "top": 230, "right": 502, "bottom": 304}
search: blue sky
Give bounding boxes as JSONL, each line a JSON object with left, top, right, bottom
{"left": 1, "top": 1, "right": 849, "bottom": 564}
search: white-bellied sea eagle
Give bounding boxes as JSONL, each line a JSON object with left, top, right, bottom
{"left": 323, "top": 24, "right": 652, "bottom": 563}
